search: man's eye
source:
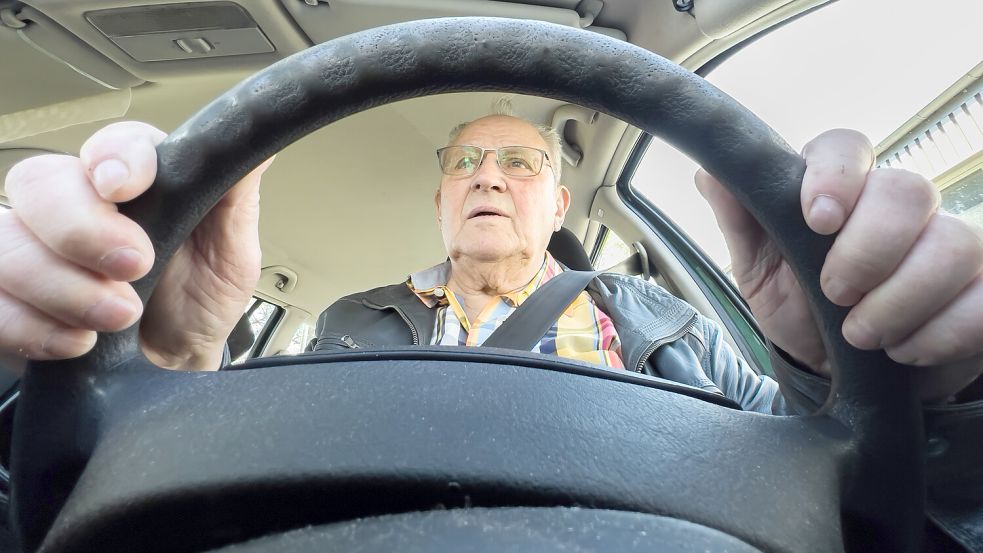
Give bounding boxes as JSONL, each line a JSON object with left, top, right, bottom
{"left": 505, "top": 157, "right": 532, "bottom": 169}
{"left": 455, "top": 157, "right": 476, "bottom": 170}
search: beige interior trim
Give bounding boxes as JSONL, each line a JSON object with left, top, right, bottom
{"left": 681, "top": 0, "right": 831, "bottom": 70}
{"left": 0, "top": 89, "right": 131, "bottom": 143}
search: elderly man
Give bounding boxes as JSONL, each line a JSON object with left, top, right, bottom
{"left": 2, "top": 112, "right": 983, "bottom": 414}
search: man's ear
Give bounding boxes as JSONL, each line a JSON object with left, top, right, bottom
{"left": 553, "top": 185, "right": 571, "bottom": 231}
{"left": 434, "top": 188, "right": 442, "bottom": 225}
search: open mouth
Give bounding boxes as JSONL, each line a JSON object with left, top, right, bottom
{"left": 467, "top": 208, "right": 508, "bottom": 219}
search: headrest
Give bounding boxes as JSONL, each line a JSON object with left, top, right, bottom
{"left": 548, "top": 228, "right": 593, "bottom": 271}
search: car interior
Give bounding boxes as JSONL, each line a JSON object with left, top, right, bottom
{"left": 0, "top": 1, "right": 941, "bottom": 551}
{"left": 0, "top": 0, "right": 828, "bottom": 363}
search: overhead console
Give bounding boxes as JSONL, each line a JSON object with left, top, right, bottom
{"left": 5, "top": 0, "right": 624, "bottom": 82}
{"left": 3, "top": 0, "right": 311, "bottom": 83}
{"left": 85, "top": 2, "right": 274, "bottom": 62}
{"left": 0, "top": 0, "right": 627, "bottom": 138}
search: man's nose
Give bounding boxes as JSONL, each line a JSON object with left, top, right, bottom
{"left": 471, "top": 150, "right": 507, "bottom": 192}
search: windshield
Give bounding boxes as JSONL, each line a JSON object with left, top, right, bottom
{"left": 632, "top": 0, "right": 983, "bottom": 272}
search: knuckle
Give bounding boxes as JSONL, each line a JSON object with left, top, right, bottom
{"left": 802, "top": 129, "right": 873, "bottom": 167}
{"left": 49, "top": 223, "right": 97, "bottom": 260}
{"left": 0, "top": 298, "right": 41, "bottom": 358}
{"left": 831, "top": 241, "right": 891, "bottom": 283}
{"left": 931, "top": 213, "right": 983, "bottom": 262}
{"left": 867, "top": 168, "right": 939, "bottom": 208}
{"left": 81, "top": 121, "right": 164, "bottom": 165}
{"left": 5, "top": 155, "right": 75, "bottom": 197}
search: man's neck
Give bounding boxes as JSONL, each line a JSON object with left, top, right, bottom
{"left": 446, "top": 254, "right": 544, "bottom": 322}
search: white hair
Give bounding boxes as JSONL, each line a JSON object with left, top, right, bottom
{"left": 447, "top": 97, "right": 563, "bottom": 185}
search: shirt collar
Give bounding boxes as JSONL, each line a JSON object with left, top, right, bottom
{"left": 407, "top": 253, "right": 562, "bottom": 308}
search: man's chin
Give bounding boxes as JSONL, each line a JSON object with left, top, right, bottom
{"left": 450, "top": 244, "right": 523, "bottom": 264}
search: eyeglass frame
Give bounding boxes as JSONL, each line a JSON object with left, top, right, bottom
{"left": 435, "top": 145, "right": 554, "bottom": 178}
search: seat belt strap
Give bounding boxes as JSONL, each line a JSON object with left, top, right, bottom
{"left": 482, "top": 270, "right": 601, "bottom": 351}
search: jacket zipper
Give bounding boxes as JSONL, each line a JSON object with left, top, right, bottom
{"left": 315, "top": 334, "right": 362, "bottom": 349}
{"left": 634, "top": 313, "right": 699, "bottom": 373}
{"left": 341, "top": 335, "right": 360, "bottom": 348}
{"left": 362, "top": 300, "right": 421, "bottom": 345}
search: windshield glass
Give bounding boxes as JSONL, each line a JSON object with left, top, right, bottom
{"left": 631, "top": 0, "right": 983, "bottom": 272}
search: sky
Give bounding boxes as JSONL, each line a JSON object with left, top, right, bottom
{"left": 632, "top": 0, "right": 983, "bottom": 268}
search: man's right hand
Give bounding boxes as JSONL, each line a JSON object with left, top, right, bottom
{"left": 1, "top": 121, "right": 272, "bottom": 372}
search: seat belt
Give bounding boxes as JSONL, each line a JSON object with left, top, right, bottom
{"left": 482, "top": 270, "right": 601, "bottom": 351}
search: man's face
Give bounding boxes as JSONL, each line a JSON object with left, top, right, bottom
{"left": 435, "top": 115, "right": 570, "bottom": 265}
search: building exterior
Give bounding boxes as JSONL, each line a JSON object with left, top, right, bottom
{"left": 876, "top": 61, "right": 983, "bottom": 228}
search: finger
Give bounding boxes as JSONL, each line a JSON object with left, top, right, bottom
{"left": 820, "top": 168, "right": 939, "bottom": 306}
{"left": 695, "top": 169, "right": 772, "bottom": 279}
{"left": 800, "top": 129, "right": 875, "bottom": 235}
{"left": 5, "top": 156, "right": 155, "bottom": 282}
{"left": 218, "top": 154, "right": 275, "bottom": 207}
{"left": 842, "top": 213, "right": 983, "bottom": 349}
{"left": 78, "top": 121, "right": 167, "bottom": 202}
{"left": 885, "top": 274, "right": 983, "bottom": 367}
{"left": 0, "top": 288, "right": 96, "bottom": 360}
{"left": 0, "top": 212, "right": 142, "bottom": 331}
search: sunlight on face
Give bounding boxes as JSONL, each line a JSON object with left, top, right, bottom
{"left": 435, "top": 115, "right": 570, "bottom": 265}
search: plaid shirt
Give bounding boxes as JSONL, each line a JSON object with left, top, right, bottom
{"left": 407, "top": 253, "right": 624, "bottom": 369}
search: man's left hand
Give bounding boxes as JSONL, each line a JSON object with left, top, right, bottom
{"left": 697, "top": 129, "right": 983, "bottom": 401}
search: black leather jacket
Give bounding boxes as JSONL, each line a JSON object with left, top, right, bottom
{"left": 314, "top": 272, "right": 789, "bottom": 413}
{"left": 313, "top": 272, "right": 983, "bottom": 550}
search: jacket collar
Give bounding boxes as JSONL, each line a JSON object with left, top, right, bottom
{"left": 588, "top": 273, "right": 698, "bottom": 371}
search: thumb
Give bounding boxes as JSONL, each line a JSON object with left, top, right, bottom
{"left": 220, "top": 155, "right": 275, "bottom": 207}
{"left": 695, "top": 168, "right": 770, "bottom": 278}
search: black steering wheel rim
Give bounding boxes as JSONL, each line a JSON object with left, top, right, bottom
{"left": 11, "top": 17, "right": 924, "bottom": 552}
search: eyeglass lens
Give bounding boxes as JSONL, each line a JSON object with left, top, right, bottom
{"left": 438, "top": 146, "right": 544, "bottom": 177}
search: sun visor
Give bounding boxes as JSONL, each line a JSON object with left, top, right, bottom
{"left": 280, "top": 0, "right": 626, "bottom": 44}
{"left": 691, "top": 0, "right": 795, "bottom": 39}
{"left": 4, "top": 5, "right": 142, "bottom": 90}
{"left": 0, "top": 89, "right": 131, "bottom": 144}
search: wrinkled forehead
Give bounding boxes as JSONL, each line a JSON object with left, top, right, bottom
{"left": 451, "top": 115, "right": 549, "bottom": 151}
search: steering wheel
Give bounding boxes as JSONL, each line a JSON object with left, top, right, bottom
{"left": 10, "top": 18, "right": 925, "bottom": 553}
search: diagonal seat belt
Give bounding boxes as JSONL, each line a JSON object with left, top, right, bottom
{"left": 482, "top": 270, "right": 600, "bottom": 351}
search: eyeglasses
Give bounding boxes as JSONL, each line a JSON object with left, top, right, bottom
{"left": 436, "top": 145, "right": 552, "bottom": 178}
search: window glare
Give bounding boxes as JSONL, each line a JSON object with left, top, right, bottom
{"left": 631, "top": 0, "right": 983, "bottom": 270}
{"left": 284, "top": 322, "right": 316, "bottom": 355}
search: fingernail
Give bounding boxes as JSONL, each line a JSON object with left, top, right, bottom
{"left": 41, "top": 329, "right": 96, "bottom": 358}
{"left": 83, "top": 296, "right": 141, "bottom": 331}
{"left": 824, "top": 277, "right": 862, "bottom": 306}
{"left": 98, "top": 247, "right": 145, "bottom": 280}
{"left": 842, "top": 317, "right": 881, "bottom": 350}
{"left": 92, "top": 159, "right": 130, "bottom": 198}
{"left": 808, "top": 195, "right": 846, "bottom": 235}
{"left": 885, "top": 345, "right": 920, "bottom": 366}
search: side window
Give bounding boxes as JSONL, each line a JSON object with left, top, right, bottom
{"left": 283, "top": 322, "right": 316, "bottom": 355}
{"left": 878, "top": 93, "right": 983, "bottom": 229}
{"left": 940, "top": 168, "right": 983, "bottom": 227}
{"left": 231, "top": 297, "right": 283, "bottom": 364}
{"left": 592, "top": 227, "right": 632, "bottom": 270}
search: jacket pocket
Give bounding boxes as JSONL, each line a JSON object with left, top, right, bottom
{"left": 313, "top": 334, "right": 363, "bottom": 351}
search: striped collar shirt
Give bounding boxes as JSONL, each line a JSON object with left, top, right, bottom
{"left": 407, "top": 253, "right": 624, "bottom": 369}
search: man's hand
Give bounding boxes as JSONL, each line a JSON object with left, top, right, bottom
{"left": 697, "top": 129, "right": 983, "bottom": 401}
{"left": 1, "top": 121, "right": 271, "bottom": 371}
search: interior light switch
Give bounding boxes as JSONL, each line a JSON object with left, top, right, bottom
{"left": 174, "top": 37, "right": 213, "bottom": 54}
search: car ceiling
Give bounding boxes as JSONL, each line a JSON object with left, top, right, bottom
{"left": 0, "top": 0, "right": 828, "bottom": 319}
